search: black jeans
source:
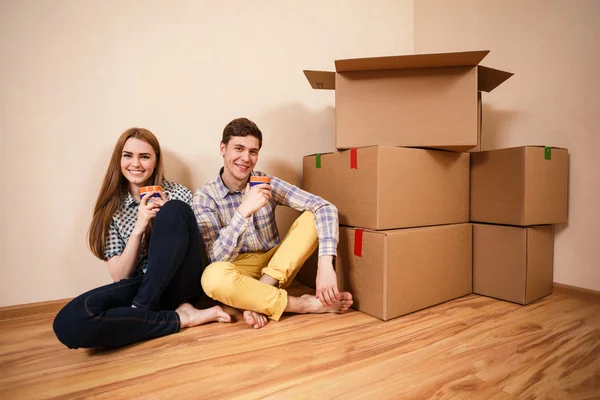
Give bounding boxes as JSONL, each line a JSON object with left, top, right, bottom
{"left": 53, "top": 200, "right": 208, "bottom": 349}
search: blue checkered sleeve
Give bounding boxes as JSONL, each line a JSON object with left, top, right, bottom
{"left": 104, "top": 218, "right": 125, "bottom": 260}
{"left": 192, "top": 190, "right": 249, "bottom": 263}
{"left": 271, "top": 177, "right": 339, "bottom": 257}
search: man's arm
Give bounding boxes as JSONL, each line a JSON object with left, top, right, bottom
{"left": 270, "top": 177, "right": 338, "bottom": 257}
{"left": 192, "top": 190, "right": 249, "bottom": 263}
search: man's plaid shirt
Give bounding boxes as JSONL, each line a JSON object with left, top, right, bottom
{"left": 192, "top": 169, "right": 338, "bottom": 263}
{"left": 104, "top": 180, "right": 192, "bottom": 276}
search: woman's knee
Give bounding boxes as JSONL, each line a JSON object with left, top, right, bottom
{"left": 157, "top": 199, "right": 193, "bottom": 219}
{"left": 53, "top": 297, "right": 87, "bottom": 349}
{"left": 153, "top": 200, "right": 195, "bottom": 232}
{"left": 201, "top": 262, "right": 236, "bottom": 299}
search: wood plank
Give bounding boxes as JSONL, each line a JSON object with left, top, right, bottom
{"left": 0, "top": 285, "right": 599, "bottom": 399}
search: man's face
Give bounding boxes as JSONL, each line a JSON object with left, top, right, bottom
{"left": 220, "top": 135, "right": 260, "bottom": 183}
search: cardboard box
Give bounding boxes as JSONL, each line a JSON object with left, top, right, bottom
{"left": 298, "top": 224, "right": 473, "bottom": 321}
{"left": 473, "top": 223, "right": 554, "bottom": 304}
{"left": 471, "top": 146, "right": 569, "bottom": 225}
{"left": 303, "top": 146, "right": 470, "bottom": 230}
{"left": 304, "top": 50, "right": 512, "bottom": 152}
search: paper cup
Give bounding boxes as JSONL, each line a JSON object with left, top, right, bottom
{"left": 249, "top": 176, "right": 271, "bottom": 188}
{"left": 140, "top": 185, "right": 163, "bottom": 199}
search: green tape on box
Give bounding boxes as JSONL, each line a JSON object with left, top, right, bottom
{"left": 544, "top": 146, "right": 552, "bottom": 160}
{"left": 316, "top": 153, "right": 321, "bottom": 168}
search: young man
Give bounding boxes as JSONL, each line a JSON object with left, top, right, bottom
{"left": 193, "top": 118, "right": 353, "bottom": 329}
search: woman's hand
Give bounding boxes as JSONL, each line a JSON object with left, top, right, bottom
{"left": 132, "top": 192, "right": 160, "bottom": 235}
{"left": 151, "top": 191, "right": 169, "bottom": 208}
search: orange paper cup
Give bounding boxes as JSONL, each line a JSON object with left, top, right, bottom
{"left": 140, "top": 185, "right": 163, "bottom": 198}
{"left": 249, "top": 176, "right": 271, "bottom": 187}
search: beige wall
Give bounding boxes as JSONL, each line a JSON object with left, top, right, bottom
{"left": 415, "top": 0, "right": 600, "bottom": 291}
{"left": 0, "top": 0, "right": 414, "bottom": 306}
{"left": 3, "top": 0, "right": 597, "bottom": 307}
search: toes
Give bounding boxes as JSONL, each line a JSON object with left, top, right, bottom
{"left": 253, "top": 314, "right": 268, "bottom": 329}
{"left": 243, "top": 311, "right": 256, "bottom": 326}
{"left": 218, "top": 313, "right": 231, "bottom": 323}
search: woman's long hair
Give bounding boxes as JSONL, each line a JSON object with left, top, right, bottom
{"left": 88, "top": 128, "right": 164, "bottom": 260}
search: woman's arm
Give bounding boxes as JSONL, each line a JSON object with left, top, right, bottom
{"left": 106, "top": 230, "right": 144, "bottom": 281}
{"left": 105, "top": 191, "right": 160, "bottom": 281}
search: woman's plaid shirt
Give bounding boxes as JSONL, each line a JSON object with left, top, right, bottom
{"left": 192, "top": 170, "right": 338, "bottom": 263}
{"left": 103, "top": 181, "right": 192, "bottom": 275}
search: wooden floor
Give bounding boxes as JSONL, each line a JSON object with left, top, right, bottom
{"left": 1, "top": 284, "right": 599, "bottom": 400}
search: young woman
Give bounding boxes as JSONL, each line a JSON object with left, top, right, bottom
{"left": 53, "top": 128, "right": 230, "bottom": 349}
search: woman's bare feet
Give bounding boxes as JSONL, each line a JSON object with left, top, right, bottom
{"left": 286, "top": 292, "right": 353, "bottom": 314}
{"left": 243, "top": 310, "right": 269, "bottom": 329}
{"left": 175, "top": 303, "right": 231, "bottom": 329}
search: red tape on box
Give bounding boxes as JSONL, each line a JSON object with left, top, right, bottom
{"left": 354, "top": 229, "right": 363, "bottom": 257}
{"left": 350, "top": 148, "right": 358, "bottom": 169}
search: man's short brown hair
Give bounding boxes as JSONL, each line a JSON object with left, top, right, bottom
{"left": 222, "top": 118, "right": 263, "bottom": 149}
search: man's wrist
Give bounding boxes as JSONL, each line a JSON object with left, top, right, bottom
{"left": 237, "top": 206, "right": 251, "bottom": 218}
{"left": 317, "top": 255, "right": 335, "bottom": 269}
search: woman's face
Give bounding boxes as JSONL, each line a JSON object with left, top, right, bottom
{"left": 120, "top": 137, "right": 157, "bottom": 188}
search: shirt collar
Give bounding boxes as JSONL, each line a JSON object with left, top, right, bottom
{"left": 216, "top": 167, "right": 257, "bottom": 198}
{"left": 124, "top": 191, "right": 138, "bottom": 207}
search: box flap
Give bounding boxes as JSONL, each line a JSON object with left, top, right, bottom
{"left": 303, "top": 145, "right": 381, "bottom": 158}
{"left": 334, "top": 50, "right": 490, "bottom": 72}
{"left": 523, "top": 145, "right": 568, "bottom": 150}
{"left": 478, "top": 66, "right": 513, "bottom": 92}
{"left": 303, "top": 70, "right": 335, "bottom": 90}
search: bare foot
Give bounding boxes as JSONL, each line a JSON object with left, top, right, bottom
{"left": 243, "top": 310, "right": 269, "bottom": 329}
{"left": 175, "top": 303, "right": 231, "bottom": 329}
{"left": 287, "top": 292, "right": 353, "bottom": 314}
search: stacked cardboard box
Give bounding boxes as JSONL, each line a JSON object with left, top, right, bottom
{"left": 471, "top": 146, "right": 569, "bottom": 304}
{"left": 297, "top": 50, "right": 514, "bottom": 320}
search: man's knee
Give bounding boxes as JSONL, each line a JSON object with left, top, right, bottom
{"left": 201, "top": 262, "right": 236, "bottom": 299}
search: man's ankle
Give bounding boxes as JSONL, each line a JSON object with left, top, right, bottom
{"left": 259, "top": 273, "right": 279, "bottom": 287}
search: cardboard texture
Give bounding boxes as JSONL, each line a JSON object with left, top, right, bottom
{"left": 473, "top": 224, "right": 554, "bottom": 305}
{"left": 303, "top": 146, "right": 470, "bottom": 230}
{"left": 298, "top": 224, "right": 473, "bottom": 321}
{"left": 471, "top": 146, "right": 569, "bottom": 225}
{"left": 304, "top": 50, "right": 512, "bottom": 152}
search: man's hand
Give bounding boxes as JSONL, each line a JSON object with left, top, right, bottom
{"left": 316, "top": 255, "right": 340, "bottom": 306}
{"left": 238, "top": 183, "right": 272, "bottom": 218}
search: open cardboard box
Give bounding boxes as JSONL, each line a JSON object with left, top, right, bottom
{"left": 305, "top": 50, "right": 512, "bottom": 152}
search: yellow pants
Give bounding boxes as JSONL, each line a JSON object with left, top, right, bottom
{"left": 201, "top": 211, "right": 318, "bottom": 321}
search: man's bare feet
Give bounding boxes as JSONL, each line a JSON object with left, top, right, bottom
{"left": 243, "top": 310, "right": 269, "bottom": 329}
{"left": 175, "top": 303, "right": 231, "bottom": 329}
{"left": 286, "top": 292, "right": 353, "bottom": 314}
